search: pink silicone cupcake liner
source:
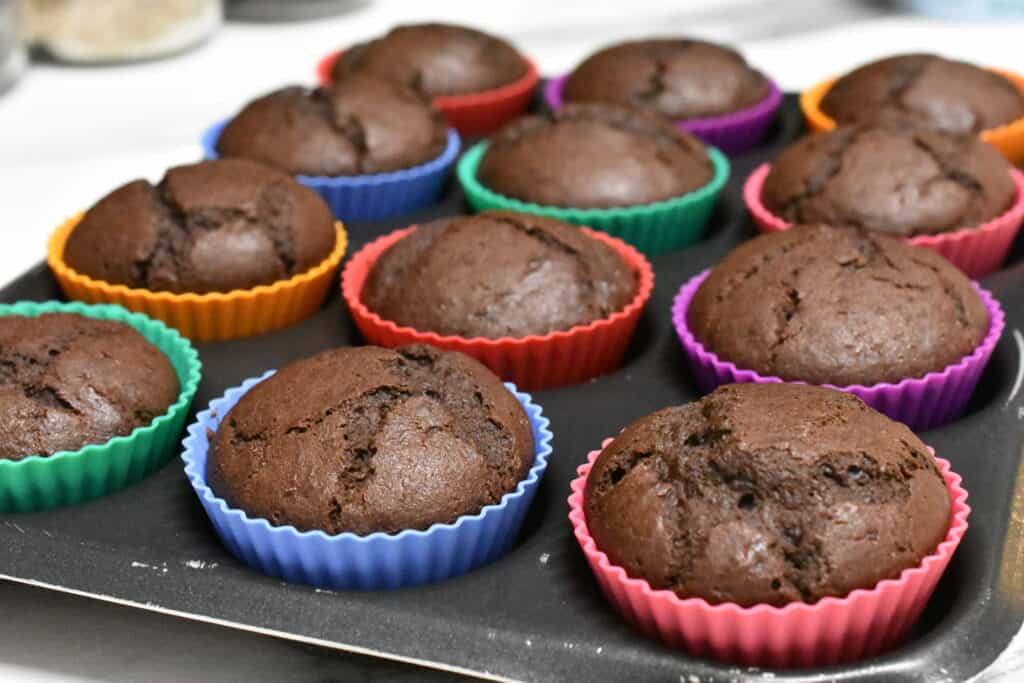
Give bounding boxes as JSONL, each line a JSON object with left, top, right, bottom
{"left": 544, "top": 75, "right": 783, "bottom": 155}
{"left": 672, "top": 270, "right": 1005, "bottom": 431}
{"left": 743, "top": 164, "right": 1024, "bottom": 278}
{"left": 568, "top": 439, "right": 970, "bottom": 668}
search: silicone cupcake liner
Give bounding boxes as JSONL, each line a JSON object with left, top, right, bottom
{"left": 671, "top": 270, "right": 1005, "bottom": 431}
{"left": 181, "top": 372, "right": 553, "bottom": 590}
{"left": 341, "top": 226, "right": 655, "bottom": 390}
{"left": 568, "top": 440, "right": 970, "bottom": 668}
{"left": 202, "top": 120, "right": 460, "bottom": 222}
{"left": 47, "top": 215, "right": 347, "bottom": 343}
{"left": 0, "top": 301, "right": 201, "bottom": 513}
{"left": 800, "top": 69, "right": 1024, "bottom": 164}
{"left": 457, "top": 142, "right": 729, "bottom": 256}
{"left": 743, "top": 164, "right": 1024, "bottom": 278}
{"left": 544, "top": 75, "right": 783, "bottom": 154}
{"left": 315, "top": 50, "right": 539, "bottom": 136}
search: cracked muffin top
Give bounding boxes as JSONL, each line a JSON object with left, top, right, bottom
{"left": 563, "top": 38, "right": 768, "bottom": 120}
{"left": 330, "top": 23, "right": 528, "bottom": 97}
{"left": 820, "top": 54, "right": 1024, "bottom": 135}
{"left": 63, "top": 159, "right": 337, "bottom": 295}
{"left": 361, "top": 211, "right": 637, "bottom": 338}
{"left": 0, "top": 313, "right": 179, "bottom": 461}
{"left": 585, "top": 382, "right": 951, "bottom": 607}
{"left": 217, "top": 75, "right": 447, "bottom": 176}
{"left": 208, "top": 344, "right": 534, "bottom": 535}
{"left": 762, "top": 122, "right": 1015, "bottom": 236}
{"left": 478, "top": 103, "right": 713, "bottom": 209}
{"left": 687, "top": 224, "right": 988, "bottom": 386}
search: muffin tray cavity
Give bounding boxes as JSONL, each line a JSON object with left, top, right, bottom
{"left": 3, "top": 95, "right": 1024, "bottom": 682}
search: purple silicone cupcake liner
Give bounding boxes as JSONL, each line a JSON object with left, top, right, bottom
{"left": 544, "top": 75, "right": 783, "bottom": 155}
{"left": 671, "top": 270, "right": 1005, "bottom": 431}
{"left": 201, "top": 120, "right": 461, "bottom": 223}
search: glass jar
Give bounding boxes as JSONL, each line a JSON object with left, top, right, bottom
{"left": 0, "top": 0, "right": 26, "bottom": 93}
{"left": 24, "top": 0, "right": 222, "bottom": 63}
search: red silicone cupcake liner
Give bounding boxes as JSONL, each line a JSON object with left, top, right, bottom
{"left": 316, "top": 50, "right": 539, "bottom": 136}
{"left": 672, "top": 270, "right": 1005, "bottom": 431}
{"left": 341, "top": 226, "right": 654, "bottom": 390}
{"left": 743, "top": 164, "right": 1024, "bottom": 278}
{"left": 568, "top": 439, "right": 970, "bottom": 668}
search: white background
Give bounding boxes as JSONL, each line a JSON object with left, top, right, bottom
{"left": 1, "top": 0, "right": 1023, "bottom": 680}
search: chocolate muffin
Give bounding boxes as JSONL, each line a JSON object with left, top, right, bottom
{"left": 209, "top": 345, "right": 534, "bottom": 535}
{"left": 584, "top": 382, "right": 951, "bottom": 607}
{"left": 478, "top": 103, "right": 713, "bottom": 209}
{"left": 563, "top": 39, "right": 769, "bottom": 120}
{"left": 63, "top": 159, "right": 337, "bottom": 295}
{"left": 330, "top": 23, "right": 528, "bottom": 97}
{"left": 217, "top": 75, "right": 448, "bottom": 177}
{"left": 0, "top": 313, "right": 180, "bottom": 460}
{"left": 762, "top": 123, "right": 1016, "bottom": 236}
{"left": 362, "top": 211, "right": 636, "bottom": 338}
{"left": 820, "top": 54, "right": 1024, "bottom": 135}
{"left": 687, "top": 224, "right": 988, "bottom": 386}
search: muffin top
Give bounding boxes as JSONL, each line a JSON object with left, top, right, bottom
{"left": 209, "top": 345, "right": 534, "bottom": 535}
{"left": 331, "top": 23, "right": 527, "bottom": 97}
{"left": 0, "top": 313, "right": 180, "bottom": 461}
{"left": 820, "top": 53, "right": 1024, "bottom": 135}
{"left": 64, "top": 159, "right": 337, "bottom": 295}
{"left": 478, "top": 103, "right": 713, "bottom": 209}
{"left": 563, "top": 38, "right": 769, "bottom": 119}
{"left": 362, "top": 211, "right": 637, "bottom": 339}
{"left": 762, "top": 123, "right": 1016, "bottom": 236}
{"left": 217, "top": 76, "right": 448, "bottom": 177}
{"left": 687, "top": 224, "right": 988, "bottom": 386}
{"left": 584, "top": 382, "right": 951, "bottom": 607}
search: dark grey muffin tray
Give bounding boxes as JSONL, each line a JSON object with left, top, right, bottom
{"left": 3, "top": 96, "right": 1024, "bottom": 682}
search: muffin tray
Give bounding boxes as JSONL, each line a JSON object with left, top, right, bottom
{"left": 3, "top": 96, "right": 1024, "bottom": 682}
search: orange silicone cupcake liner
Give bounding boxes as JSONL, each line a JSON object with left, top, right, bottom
{"left": 316, "top": 50, "right": 539, "bottom": 136}
{"left": 47, "top": 214, "right": 348, "bottom": 343}
{"left": 341, "top": 226, "right": 654, "bottom": 390}
{"left": 800, "top": 69, "right": 1024, "bottom": 164}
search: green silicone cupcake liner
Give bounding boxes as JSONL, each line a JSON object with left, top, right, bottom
{"left": 456, "top": 142, "right": 730, "bottom": 256}
{"left": 0, "top": 301, "right": 202, "bottom": 513}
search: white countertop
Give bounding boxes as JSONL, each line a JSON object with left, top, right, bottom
{"left": 1, "top": 1, "right": 1024, "bottom": 680}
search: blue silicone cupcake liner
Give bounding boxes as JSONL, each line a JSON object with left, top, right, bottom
{"left": 201, "top": 120, "right": 461, "bottom": 222}
{"left": 181, "top": 370, "right": 553, "bottom": 590}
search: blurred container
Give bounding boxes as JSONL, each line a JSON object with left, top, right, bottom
{"left": 225, "top": 0, "right": 364, "bottom": 21}
{"left": 0, "top": 0, "right": 26, "bottom": 92}
{"left": 24, "top": 0, "right": 222, "bottom": 63}
{"left": 903, "top": 0, "right": 1024, "bottom": 20}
